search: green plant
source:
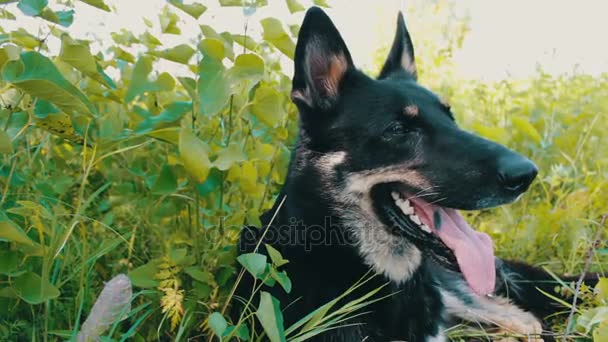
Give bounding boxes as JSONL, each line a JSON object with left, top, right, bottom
{"left": 0, "top": 0, "right": 606, "bottom": 341}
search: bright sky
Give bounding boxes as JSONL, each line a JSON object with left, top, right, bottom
{"left": 3, "top": 0, "right": 608, "bottom": 80}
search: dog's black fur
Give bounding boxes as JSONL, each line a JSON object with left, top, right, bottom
{"left": 231, "top": 7, "right": 600, "bottom": 341}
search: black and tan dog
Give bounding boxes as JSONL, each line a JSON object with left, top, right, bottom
{"left": 233, "top": 7, "right": 597, "bottom": 341}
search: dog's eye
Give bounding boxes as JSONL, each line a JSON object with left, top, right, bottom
{"left": 384, "top": 122, "right": 410, "bottom": 139}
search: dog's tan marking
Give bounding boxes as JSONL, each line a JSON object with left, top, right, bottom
{"left": 345, "top": 166, "right": 430, "bottom": 196}
{"left": 404, "top": 104, "right": 419, "bottom": 117}
{"left": 442, "top": 290, "right": 543, "bottom": 342}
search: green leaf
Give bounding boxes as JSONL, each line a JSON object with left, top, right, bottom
{"left": 0, "top": 250, "right": 22, "bottom": 276}
{"left": 213, "top": 143, "right": 246, "bottom": 171}
{"left": 198, "top": 38, "right": 225, "bottom": 61}
{"left": 178, "top": 127, "right": 211, "bottom": 183}
{"left": 285, "top": 0, "right": 305, "bottom": 13}
{"left": 265, "top": 244, "right": 289, "bottom": 267}
{"left": 40, "top": 8, "right": 74, "bottom": 27}
{"left": 184, "top": 267, "right": 216, "bottom": 286}
{"left": 148, "top": 44, "right": 195, "bottom": 65}
{"left": 59, "top": 35, "right": 115, "bottom": 88}
{"left": 0, "top": 8, "right": 16, "bottom": 20}
{"left": 140, "top": 31, "right": 162, "bottom": 48}
{"left": 17, "top": 0, "right": 47, "bottom": 16}
{"left": 0, "top": 29, "right": 40, "bottom": 49}
{"left": 256, "top": 292, "right": 286, "bottom": 342}
{"left": 0, "top": 214, "right": 36, "bottom": 246}
{"left": 0, "top": 130, "right": 13, "bottom": 153}
{"left": 597, "top": 277, "right": 608, "bottom": 303}
{"left": 224, "top": 323, "right": 250, "bottom": 340}
{"left": 2, "top": 52, "right": 97, "bottom": 117}
{"left": 261, "top": 18, "right": 295, "bottom": 59}
{"left": 79, "top": 0, "right": 110, "bottom": 11}
{"left": 313, "top": 0, "right": 330, "bottom": 7}
{"left": 230, "top": 53, "right": 264, "bottom": 86}
{"left": 125, "top": 56, "right": 175, "bottom": 102}
{"left": 159, "top": 6, "right": 181, "bottom": 34}
{"left": 128, "top": 260, "right": 161, "bottom": 288}
{"left": 168, "top": 0, "right": 207, "bottom": 19}
{"left": 135, "top": 101, "right": 191, "bottom": 133}
{"left": 237, "top": 253, "right": 267, "bottom": 278}
{"left": 208, "top": 312, "right": 227, "bottom": 337}
{"left": 512, "top": 116, "right": 542, "bottom": 144}
{"left": 270, "top": 268, "right": 291, "bottom": 294}
{"left": 250, "top": 85, "right": 285, "bottom": 127}
{"left": 197, "top": 57, "right": 231, "bottom": 116}
{"left": 12, "top": 271, "right": 60, "bottom": 305}
{"left": 151, "top": 165, "right": 177, "bottom": 194}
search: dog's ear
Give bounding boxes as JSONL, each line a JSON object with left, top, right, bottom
{"left": 291, "top": 7, "right": 354, "bottom": 111}
{"left": 378, "top": 12, "right": 417, "bottom": 80}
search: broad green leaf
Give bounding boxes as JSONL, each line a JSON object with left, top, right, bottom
{"left": 237, "top": 253, "right": 267, "bottom": 277}
{"left": 111, "top": 29, "right": 140, "bottom": 47}
{"left": 224, "top": 324, "right": 250, "bottom": 340}
{"left": 149, "top": 44, "right": 195, "bottom": 65}
{"left": 135, "top": 101, "right": 191, "bottom": 133}
{"left": 313, "top": 0, "right": 330, "bottom": 7}
{"left": 40, "top": 8, "right": 74, "bottom": 27}
{"left": 151, "top": 165, "right": 177, "bottom": 194}
{"left": 177, "top": 76, "right": 196, "bottom": 99}
{"left": 0, "top": 214, "right": 36, "bottom": 246}
{"left": 196, "top": 168, "right": 222, "bottom": 196}
{"left": 472, "top": 122, "right": 509, "bottom": 145}
{"left": 79, "top": 0, "right": 110, "bottom": 11}
{"left": 0, "top": 29, "right": 41, "bottom": 49}
{"left": 0, "top": 8, "right": 16, "bottom": 19}
{"left": 198, "top": 38, "right": 225, "bottom": 61}
{"left": 110, "top": 46, "right": 135, "bottom": 63}
{"left": 256, "top": 292, "right": 286, "bottom": 342}
{"left": 199, "top": 25, "right": 234, "bottom": 60}
{"left": 250, "top": 85, "right": 285, "bottom": 127}
{"left": 34, "top": 100, "right": 84, "bottom": 144}
{"left": 12, "top": 272, "right": 60, "bottom": 305}
{"left": 125, "top": 56, "right": 175, "bottom": 102}
{"left": 213, "top": 143, "right": 246, "bottom": 171}
{"left": 184, "top": 267, "right": 216, "bottom": 286}
{"left": 270, "top": 268, "right": 291, "bottom": 293}
{"left": 168, "top": 0, "right": 207, "bottom": 19}
{"left": 232, "top": 34, "right": 259, "bottom": 51}
{"left": 197, "top": 57, "right": 231, "bottom": 116}
{"left": 285, "top": 0, "right": 305, "bottom": 13}
{"left": 512, "top": 116, "right": 542, "bottom": 144}
{"left": 230, "top": 53, "right": 264, "bottom": 85}
{"left": 208, "top": 312, "right": 227, "bottom": 337}
{"left": 0, "top": 250, "right": 22, "bottom": 276}
{"left": 265, "top": 244, "right": 289, "bottom": 267}
{"left": 140, "top": 31, "right": 161, "bottom": 48}
{"left": 159, "top": 6, "right": 181, "bottom": 35}
{"left": 0, "top": 130, "right": 13, "bottom": 153}
{"left": 17, "top": 0, "right": 47, "bottom": 16}
{"left": 597, "top": 277, "right": 608, "bottom": 303}
{"left": 2, "top": 52, "right": 97, "bottom": 117}
{"left": 128, "top": 260, "right": 161, "bottom": 288}
{"left": 178, "top": 127, "right": 211, "bottom": 183}
{"left": 59, "top": 35, "right": 115, "bottom": 88}
{"left": 261, "top": 18, "right": 295, "bottom": 59}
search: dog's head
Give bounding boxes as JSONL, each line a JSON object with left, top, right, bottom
{"left": 290, "top": 8, "right": 538, "bottom": 295}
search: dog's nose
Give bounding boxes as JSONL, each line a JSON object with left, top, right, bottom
{"left": 497, "top": 156, "right": 538, "bottom": 193}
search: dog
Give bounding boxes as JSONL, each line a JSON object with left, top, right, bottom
{"left": 232, "top": 7, "right": 598, "bottom": 341}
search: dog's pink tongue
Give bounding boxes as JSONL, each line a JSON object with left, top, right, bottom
{"left": 411, "top": 199, "right": 496, "bottom": 295}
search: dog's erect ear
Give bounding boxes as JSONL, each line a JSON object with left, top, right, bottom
{"left": 378, "top": 12, "right": 417, "bottom": 80}
{"left": 291, "top": 7, "right": 353, "bottom": 110}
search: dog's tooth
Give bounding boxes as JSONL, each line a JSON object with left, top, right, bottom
{"left": 420, "top": 224, "right": 431, "bottom": 233}
{"left": 409, "top": 214, "right": 421, "bottom": 225}
{"left": 391, "top": 192, "right": 401, "bottom": 201}
{"left": 403, "top": 199, "right": 411, "bottom": 208}
{"left": 397, "top": 201, "right": 413, "bottom": 215}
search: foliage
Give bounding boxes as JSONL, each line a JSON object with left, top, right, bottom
{"left": 0, "top": 0, "right": 606, "bottom": 341}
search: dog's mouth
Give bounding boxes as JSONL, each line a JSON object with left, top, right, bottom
{"left": 371, "top": 183, "right": 496, "bottom": 295}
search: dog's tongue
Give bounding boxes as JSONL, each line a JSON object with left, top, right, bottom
{"left": 410, "top": 198, "right": 495, "bottom": 295}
